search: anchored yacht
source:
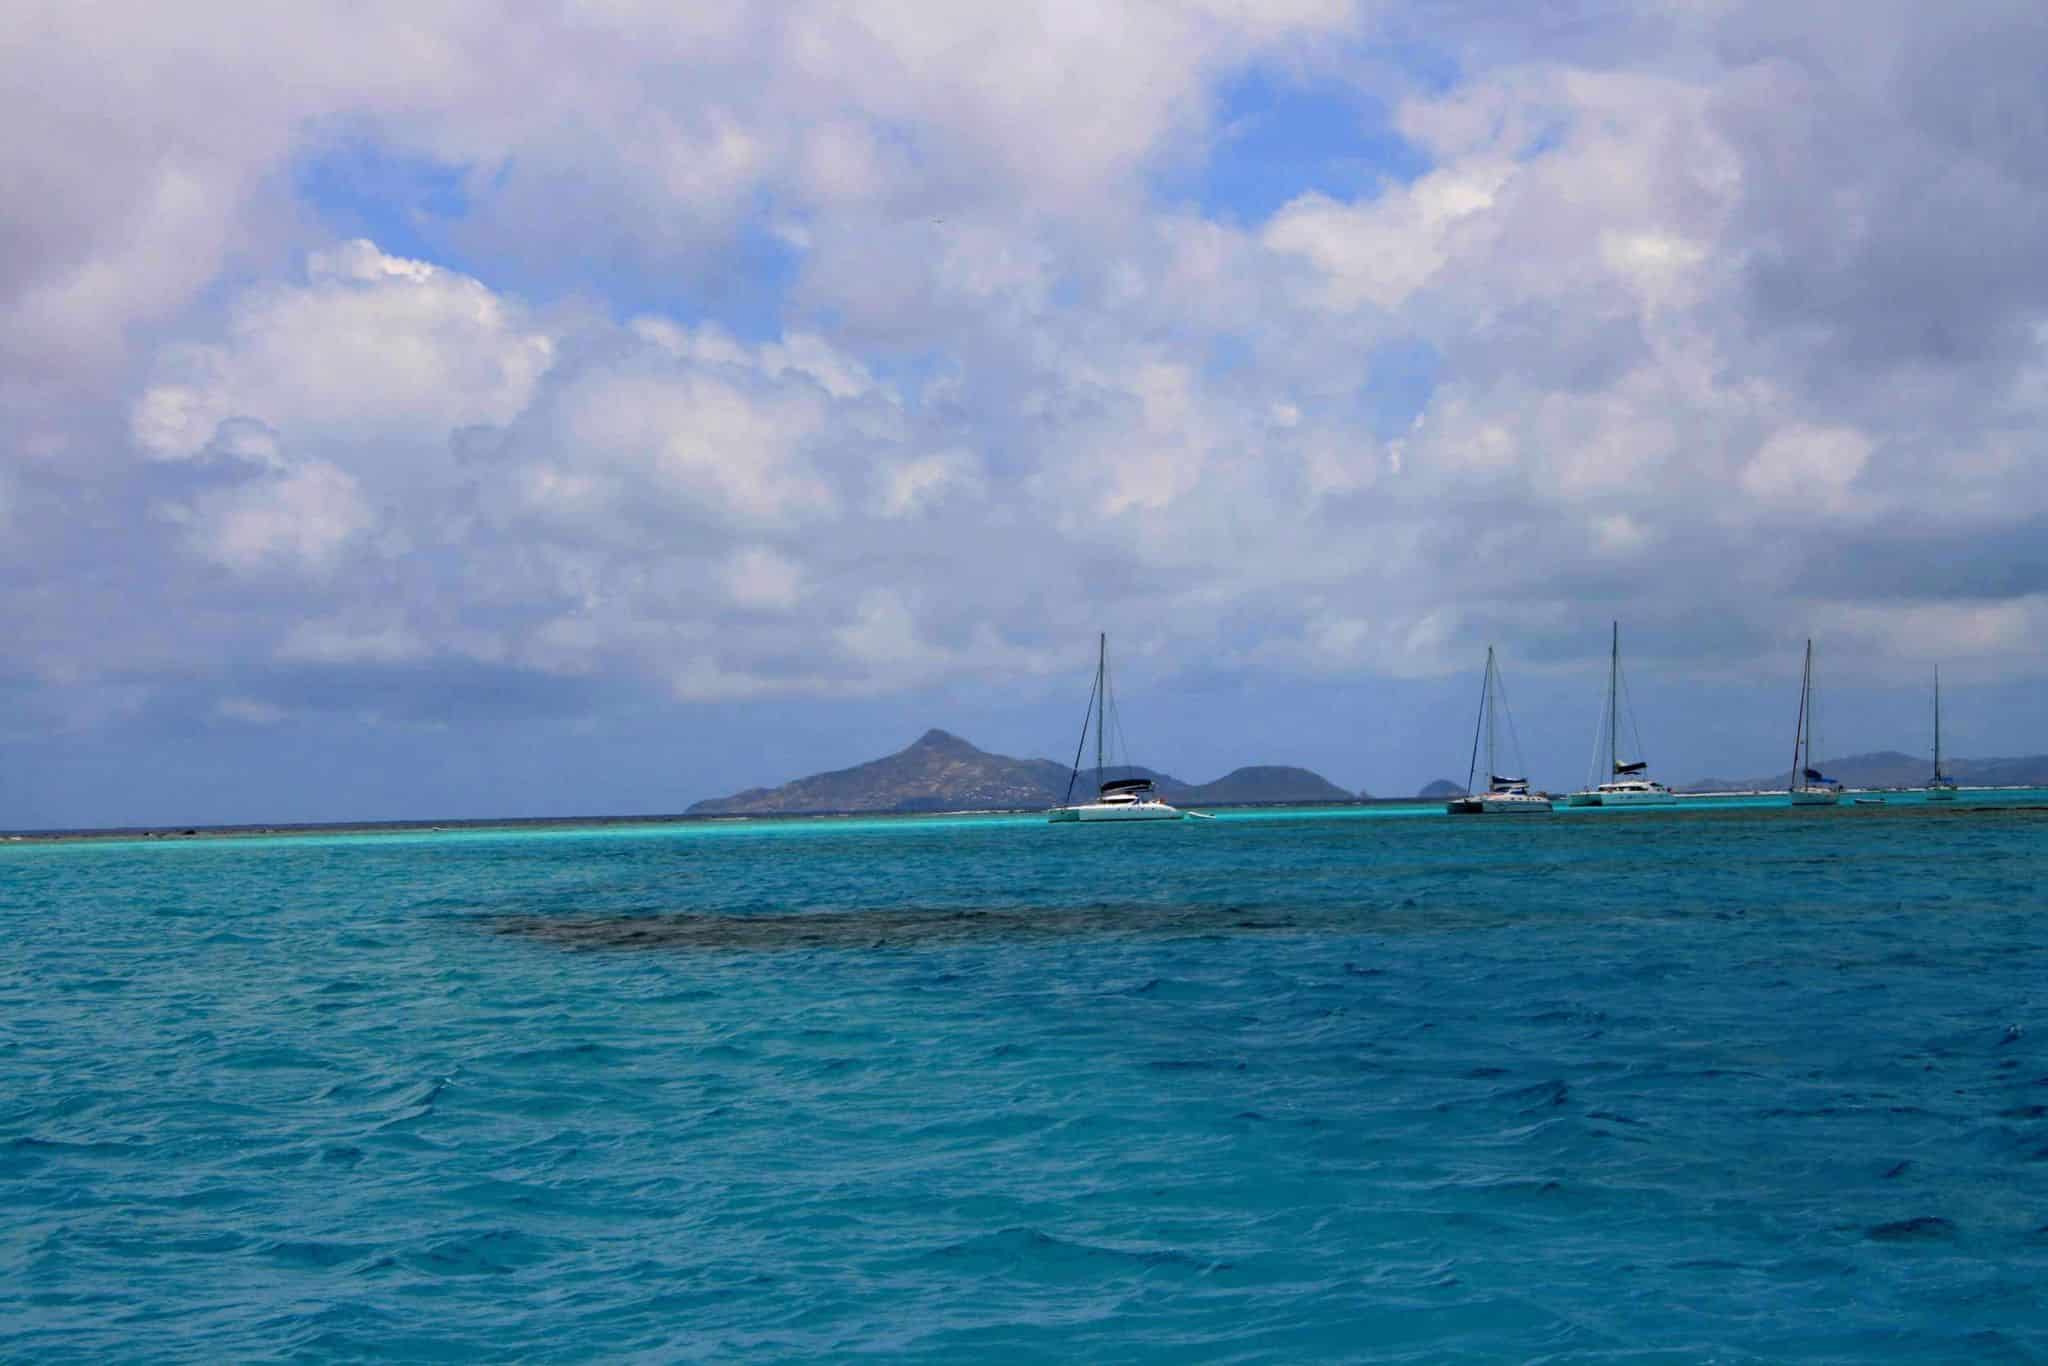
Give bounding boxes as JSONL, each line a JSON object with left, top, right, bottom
{"left": 1568, "top": 623, "right": 1676, "bottom": 807}
{"left": 1789, "top": 639, "right": 1842, "bottom": 806}
{"left": 1048, "top": 634, "right": 1192, "bottom": 823}
{"left": 1447, "top": 646, "right": 1554, "bottom": 815}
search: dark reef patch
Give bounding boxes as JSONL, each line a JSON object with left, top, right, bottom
{"left": 488, "top": 901, "right": 1321, "bottom": 953}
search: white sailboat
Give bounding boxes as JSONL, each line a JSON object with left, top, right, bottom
{"left": 1568, "top": 622, "right": 1676, "bottom": 807}
{"left": 1789, "top": 638, "right": 1841, "bottom": 806}
{"left": 1447, "top": 646, "right": 1553, "bottom": 815}
{"left": 1048, "top": 634, "right": 1190, "bottom": 823}
{"left": 1927, "top": 665, "right": 1958, "bottom": 801}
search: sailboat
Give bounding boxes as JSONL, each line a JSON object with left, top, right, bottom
{"left": 1446, "top": 646, "right": 1553, "bottom": 814}
{"left": 1568, "top": 622, "right": 1676, "bottom": 807}
{"left": 1927, "top": 666, "right": 1958, "bottom": 801}
{"left": 1789, "top": 639, "right": 1841, "bottom": 806}
{"left": 1047, "top": 634, "right": 1189, "bottom": 823}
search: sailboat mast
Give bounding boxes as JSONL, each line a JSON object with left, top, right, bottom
{"left": 1608, "top": 621, "right": 1619, "bottom": 777}
{"left": 1094, "top": 632, "right": 1106, "bottom": 789}
{"left": 1934, "top": 665, "right": 1942, "bottom": 779}
{"left": 1791, "top": 639, "right": 1811, "bottom": 790}
{"left": 1485, "top": 647, "right": 1498, "bottom": 785}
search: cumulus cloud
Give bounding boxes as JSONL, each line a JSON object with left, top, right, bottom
{"left": 166, "top": 460, "right": 374, "bottom": 578}
{"left": 1739, "top": 425, "right": 1873, "bottom": 512}
{"left": 6, "top": 0, "right": 2048, "bottom": 820}
{"left": 132, "top": 241, "right": 555, "bottom": 462}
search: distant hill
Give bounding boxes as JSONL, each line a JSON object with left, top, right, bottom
{"left": 1173, "top": 766, "right": 1354, "bottom": 805}
{"left": 686, "top": 730, "right": 1354, "bottom": 815}
{"left": 687, "top": 729, "right": 1072, "bottom": 815}
{"left": 1682, "top": 750, "right": 2048, "bottom": 792}
{"left": 1418, "top": 779, "right": 1464, "bottom": 799}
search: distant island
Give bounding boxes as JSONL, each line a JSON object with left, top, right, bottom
{"left": 686, "top": 729, "right": 1358, "bottom": 816}
{"left": 1681, "top": 750, "right": 2048, "bottom": 793}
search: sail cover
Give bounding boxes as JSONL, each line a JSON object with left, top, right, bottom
{"left": 1099, "top": 777, "right": 1155, "bottom": 794}
{"left": 1613, "top": 760, "right": 1648, "bottom": 775}
{"left": 1802, "top": 767, "right": 1837, "bottom": 785}
{"left": 1488, "top": 774, "right": 1526, "bottom": 787}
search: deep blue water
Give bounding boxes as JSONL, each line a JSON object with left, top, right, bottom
{"left": 4, "top": 796, "right": 2047, "bottom": 1362}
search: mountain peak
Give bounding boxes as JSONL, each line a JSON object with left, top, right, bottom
{"left": 685, "top": 731, "right": 1352, "bottom": 816}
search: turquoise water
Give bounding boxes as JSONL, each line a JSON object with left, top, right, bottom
{"left": 4, "top": 797, "right": 2047, "bottom": 1361}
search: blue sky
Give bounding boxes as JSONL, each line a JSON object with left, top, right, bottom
{"left": 4, "top": 1, "right": 2048, "bottom": 828}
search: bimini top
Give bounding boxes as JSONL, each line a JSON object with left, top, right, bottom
{"left": 1099, "top": 777, "right": 1156, "bottom": 796}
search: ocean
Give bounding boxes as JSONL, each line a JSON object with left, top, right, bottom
{"left": 4, "top": 795, "right": 2046, "bottom": 1361}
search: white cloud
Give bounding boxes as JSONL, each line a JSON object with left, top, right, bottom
{"left": 132, "top": 241, "right": 555, "bottom": 462}
{"left": 169, "top": 461, "right": 372, "bottom": 577}
{"left": 278, "top": 611, "right": 431, "bottom": 666}
{"left": 1265, "top": 161, "right": 1516, "bottom": 312}
{"left": 216, "top": 697, "right": 287, "bottom": 726}
{"left": 1740, "top": 424, "right": 1873, "bottom": 510}
{"left": 720, "top": 545, "right": 804, "bottom": 610}
{"left": 874, "top": 450, "right": 985, "bottom": 518}
{"left": 549, "top": 367, "right": 835, "bottom": 528}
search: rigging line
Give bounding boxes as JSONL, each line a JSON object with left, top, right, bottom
{"left": 1583, "top": 661, "right": 1610, "bottom": 788}
{"left": 1808, "top": 643, "right": 1820, "bottom": 767}
{"left": 1617, "top": 659, "right": 1648, "bottom": 768}
{"left": 1790, "top": 644, "right": 1809, "bottom": 784}
{"left": 1465, "top": 653, "right": 1488, "bottom": 795}
{"left": 1104, "top": 650, "right": 1123, "bottom": 778}
{"left": 1063, "top": 660, "right": 1099, "bottom": 806}
{"left": 1493, "top": 659, "right": 1530, "bottom": 783}
{"left": 1810, "top": 643, "right": 1826, "bottom": 770}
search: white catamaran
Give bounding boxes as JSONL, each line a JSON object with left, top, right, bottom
{"left": 1568, "top": 622, "right": 1675, "bottom": 807}
{"left": 1789, "top": 638, "right": 1841, "bottom": 806}
{"left": 1927, "top": 665, "right": 1958, "bottom": 801}
{"left": 1447, "top": 646, "right": 1553, "bottom": 815}
{"left": 1048, "top": 634, "right": 1191, "bottom": 823}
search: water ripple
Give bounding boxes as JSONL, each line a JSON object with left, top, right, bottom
{"left": 3, "top": 802, "right": 2047, "bottom": 1358}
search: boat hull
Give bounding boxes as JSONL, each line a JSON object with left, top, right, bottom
{"left": 1789, "top": 787, "right": 1840, "bottom": 806}
{"left": 1447, "top": 795, "right": 1554, "bottom": 815}
{"left": 1048, "top": 802, "right": 1186, "bottom": 823}
{"left": 1598, "top": 787, "right": 1677, "bottom": 807}
{"left": 1926, "top": 785, "right": 1958, "bottom": 802}
{"left": 1567, "top": 787, "right": 1677, "bottom": 807}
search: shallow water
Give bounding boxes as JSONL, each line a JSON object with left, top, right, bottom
{"left": 4, "top": 797, "right": 2046, "bottom": 1361}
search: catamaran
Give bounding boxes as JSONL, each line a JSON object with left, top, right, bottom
{"left": 1447, "top": 646, "right": 1553, "bottom": 814}
{"left": 1568, "top": 622, "right": 1676, "bottom": 807}
{"left": 1927, "top": 665, "right": 1958, "bottom": 801}
{"left": 1789, "top": 638, "right": 1841, "bottom": 806}
{"left": 1048, "top": 634, "right": 1191, "bottom": 823}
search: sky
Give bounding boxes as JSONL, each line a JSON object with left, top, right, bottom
{"left": 5, "top": 1, "right": 2048, "bottom": 828}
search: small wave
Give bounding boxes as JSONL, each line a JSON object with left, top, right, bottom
{"left": 1506, "top": 1079, "right": 1572, "bottom": 1112}
{"left": 371, "top": 1075, "right": 452, "bottom": 1132}
{"left": 257, "top": 1236, "right": 382, "bottom": 1270}
{"left": 1867, "top": 1215, "right": 1958, "bottom": 1242}
{"left": 398, "top": 1228, "right": 562, "bottom": 1278}
{"left": 927, "top": 1226, "right": 1227, "bottom": 1276}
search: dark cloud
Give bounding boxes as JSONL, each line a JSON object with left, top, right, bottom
{"left": 1718, "top": 9, "right": 2048, "bottom": 388}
